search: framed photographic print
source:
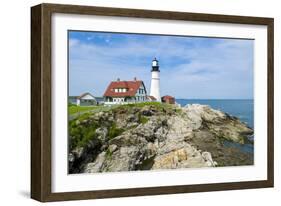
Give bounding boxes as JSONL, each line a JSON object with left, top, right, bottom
{"left": 31, "top": 3, "right": 274, "bottom": 202}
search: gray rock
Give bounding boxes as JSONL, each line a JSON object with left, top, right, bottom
{"left": 108, "top": 144, "right": 118, "bottom": 153}
{"left": 140, "top": 106, "right": 154, "bottom": 116}
{"left": 95, "top": 127, "right": 108, "bottom": 141}
{"left": 69, "top": 103, "right": 253, "bottom": 173}
{"left": 84, "top": 152, "right": 106, "bottom": 173}
{"left": 104, "top": 146, "right": 139, "bottom": 172}
{"left": 126, "top": 114, "right": 139, "bottom": 122}
{"left": 71, "top": 147, "right": 84, "bottom": 159}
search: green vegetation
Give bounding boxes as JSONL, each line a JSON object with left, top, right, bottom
{"left": 114, "top": 102, "right": 162, "bottom": 110}
{"left": 69, "top": 102, "right": 181, "bottom": 116}
{"left": 69, "top": 102, "right": 181, "bottom": 150}
{"left": 105, "top": 148, "right": 113, "bottom": 159}
{"left": 69, "top": 105, "right": 120, "bottom": 115}
{"left": 69, "top": 119, "right": 99, "bottom": 149}
{"left": 68, "top": 105, "right": 98, "bottom": 115}
{"left": 112, "top": 102, "right": 181, "bottom": 114}
{"left": 108, "top": 122, "right": 125, "bottom": 140}
{"left": 139, "top": 115, "right": 149, "bottom": 124}
{"left": 69, "top": 113, "right": 126, "bottom": 149}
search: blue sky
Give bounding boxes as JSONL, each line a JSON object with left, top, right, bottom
{"left": 68, "top": 31, "right": 253, "bottom": 99}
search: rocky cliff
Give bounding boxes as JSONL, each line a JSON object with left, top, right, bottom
{"left": 68, "top": 103, "right": 253, "bottom": 173}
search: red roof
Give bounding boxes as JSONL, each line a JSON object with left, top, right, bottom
{"left": 162, "top": 95, "right": 174, "bottom": 100}
{"left": 103, "top": 80, "right": 145, "bottom": 97}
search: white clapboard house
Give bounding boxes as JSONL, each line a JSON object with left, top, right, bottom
{"left": 103, "top": 78, "right": 147, "bottom": 105}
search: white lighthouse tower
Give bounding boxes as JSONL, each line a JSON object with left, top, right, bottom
{"left": 150, "top": 58, "right": 161, "bottom": 102}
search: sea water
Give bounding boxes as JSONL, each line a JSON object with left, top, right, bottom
{"left": 176, "top": 99, "right": 254, "bottom": 154}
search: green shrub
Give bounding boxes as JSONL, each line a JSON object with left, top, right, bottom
{"left": 69, "top": 118, "right": 98, "bottom": 149}
{"left": 108, "top": 122, "right": 125, "bottom": 139}
{"left": 139, "top": 116, "right": 149, "bottom": 124}
{"left": 105, "top": 148, "right": 113, "bottom": 159}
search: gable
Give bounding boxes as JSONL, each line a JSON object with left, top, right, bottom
{"left": 80, "top": 94, "right": 95, "bottom": 100}
{"left": 104, "top": 80, "right": 145, "bottom": 97}
{"left": 78, "top": 92, "right": 96, "bottom": 100}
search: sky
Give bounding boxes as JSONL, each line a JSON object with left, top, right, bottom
{"left": 68, "top": 31, "right": 254, "bottom": 99}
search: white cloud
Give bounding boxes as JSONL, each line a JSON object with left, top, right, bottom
{"left": 69, "top": 39, "right": 80, "bottom": 47}
{"left": 68, "top": 35, "right": 253, "bottom": 99}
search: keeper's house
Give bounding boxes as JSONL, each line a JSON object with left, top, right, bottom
{"left": 103, "top": 78, "right": 147, "bottom": 105}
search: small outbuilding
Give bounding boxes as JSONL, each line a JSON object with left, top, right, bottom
{"left": 161, "top": 95, "right": 175, "bottom": 104}
{"left": 77, "top": 92, "right": 97, "bottom": 106}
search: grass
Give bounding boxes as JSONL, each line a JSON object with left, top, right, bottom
{"left": 69, "top": 120, "right": 99, "bottom": 149}
{"left": 120, "top": 102, "right": 162, "bottom": 108}
{"left": 68, "top": 102, "right": 179, "bottom": 149}
{"left": 108, "top": 122, "right": 125, "bottom": 140}
{"left": 112, "top": 101, "right": 176, "bottom": 112}
{"left": 139, "top": 115, "right": 149, "bottom": 124}
{"left": 69, "top": 115, "right": 125, "bottom": 149}
{"left": 105, "top": 148, "right": 113, "bottom": 160}
{"left": 68, "top": 105, "right": 98, "bottom": 115}
{"left": 69, "top": 102, "right": 180, "bottom": 116}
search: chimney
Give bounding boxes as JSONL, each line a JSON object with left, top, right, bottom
{"left": 117, "top": 78, "right": 120, "bottom": 81}
{"left": 134, "top": 77, "right": 137, "bottom": 81}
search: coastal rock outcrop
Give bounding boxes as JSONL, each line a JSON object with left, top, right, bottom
{"left": 69, "top": 103, "right": 253, "bottom": 173}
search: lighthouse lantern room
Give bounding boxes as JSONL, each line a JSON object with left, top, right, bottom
{"left": 150, "top": 58, "right": 161, "bottom": 102}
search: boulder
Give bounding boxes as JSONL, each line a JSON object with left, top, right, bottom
{"left": 69, "top": 103, "right": 254, "bottom": 173}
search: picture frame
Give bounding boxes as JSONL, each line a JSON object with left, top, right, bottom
{"left": 31, "top": 3, "right": 274, "bottom": 202}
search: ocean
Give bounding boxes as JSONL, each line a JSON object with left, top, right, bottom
{"left": 176, "top": 99, "right": 254, "bottom": 153}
